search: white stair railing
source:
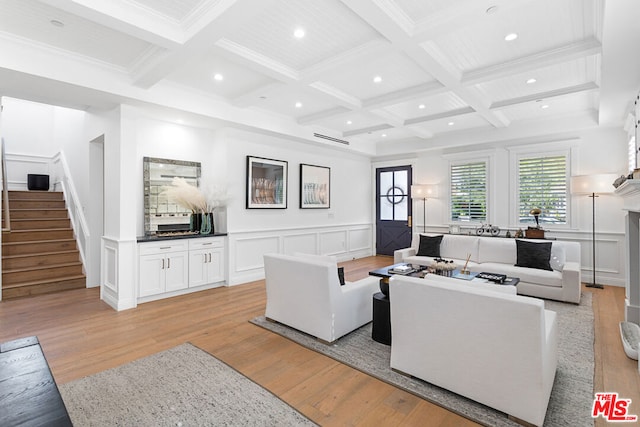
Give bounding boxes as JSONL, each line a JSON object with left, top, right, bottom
{"left": 1, "top": 138, "right": 9, "bottom": 232}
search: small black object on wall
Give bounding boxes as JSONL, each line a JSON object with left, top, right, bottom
{"left": 27, "top": 174, "right": 50, "bottom": 191}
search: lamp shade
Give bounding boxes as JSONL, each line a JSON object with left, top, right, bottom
{"left": 411, "top": 184, "right": 438, "bottom": 199}
{"left": 571, "top": 174, "right": 618, "bottom": 195}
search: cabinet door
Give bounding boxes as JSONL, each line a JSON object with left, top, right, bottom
{"left": 165, "top": 252, "right": 189, "bottom": 292}
{"left": 206, "top": 247, "right": 225, "bottom": 284}
{"left": 188, "top": 249, "right": 208, "bottom": 288}
{"left": 139, "top": 254, "right": 165, "bottom": 297}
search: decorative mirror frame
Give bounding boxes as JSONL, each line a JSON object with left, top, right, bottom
{"left": 143, "top": 156, "right": 201, "bottom": 235}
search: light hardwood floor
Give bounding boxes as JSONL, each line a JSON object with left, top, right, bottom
{"left": 0, "top": 255, "right": 638, "bottom": 426}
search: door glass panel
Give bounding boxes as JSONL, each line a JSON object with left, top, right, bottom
{"left": 395, "top": 170, "right": 408, "bottom": 194}
{"left": 380, "top": 197, "right": 393, "bottom": 220}
{"left": 379, "top": 171, "right": 393, "bottom": 196}
{"left": 395, "top": 197, "right": 408, "bottom": 220}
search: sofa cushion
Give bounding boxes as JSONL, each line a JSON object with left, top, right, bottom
{"left": 440, "top": 235, "right": 480, "bottom": 263}
{"left": 550, "top": 244, "right": 566, "bottom": 272}
{"left": 417, "top": 235, "right": 443, "bottom": 257}
{"left": 475, "top": 262, "right": 563, "bottom": 288}
{"left": 515, "top": 239, "right": 552, "bottom": 271}
{"left": 478, "top": 237, "right": 517, "bottom": 264}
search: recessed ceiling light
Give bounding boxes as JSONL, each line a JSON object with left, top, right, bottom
{"left": 213, "top": 73, "right": 224, "bottom": 81}
{"left": 486, "top": 6, "right": 499, "bottom": 14}
{"left": 293, "top": 28, "right": 305, "bottom": 38}
{"left": 295, "top": 102, "right": 303, "bottom": 108}
{"left": 448, "top": 122, "right": 455, "bottom": 126}
{"left": 418, "top": 104, "right": 426, "bottom": 109}
{"left": 526, "top": 78, "right": 537, "bottom": 84}
{"left": 381, "top": 133, "right": 387, "bottom": 137}
{"left": 373, "top": 75, "right": 382, "bottom": 84}
{"left": 504, "top": 33, "right": 518, "bottom": 41}
{"left": 346, "top": 120, "right": 353, "bottom": 125}
{"left": 50, "top": 19, "right": 64, "bottom": 27}
{"left": 541, "top": 104, "right": 549, "bottom": 109}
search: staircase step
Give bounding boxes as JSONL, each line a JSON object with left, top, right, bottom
{"left": 2, "top": 251, "right": 81, "bottom": 270}
{"left": 8, "top": 191, "right": 63, "bottom": 201}
{"left": 8, "top": 200, "right": 66, "bottom": 210}
{"left": 1, "top": 276, "right": 86, "bottom": 300}
{"left": 5, "top": 209, "right": 68, "bottom": 220}
{"left": 1, "top": 239, "right": 78, "bottom": 256}
{"left": 2, "top": 262, "right": 84, "bottom": 286}
{"left": 8, "top": 218, "right": 71, "bottom": 231}
{"left": 2, "top": 229, "right": 74, "bottom": 243}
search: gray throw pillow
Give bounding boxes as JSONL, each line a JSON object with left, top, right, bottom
{"left": 515, "top": 239, "right": 552, "bottom": 271}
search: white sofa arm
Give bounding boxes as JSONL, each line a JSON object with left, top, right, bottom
{"left": 394, "top": 247, "right": 416, "bottom": 264}
{"left": 561, "top": 261, "right": 581, "bottom": 304}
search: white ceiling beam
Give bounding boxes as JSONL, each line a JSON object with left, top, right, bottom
{"left": 341, "top": 0, "right": 510, "bottom": 129}
{"left": 132, "top": 0, "right": 278, "bottom": 89}
{"left": 344, "top": 123, "right": 393, "bottom": 137}
{"left": 404, "top": 107, "right": 475, "bottom": 126}
{"left": 297, "top": 107, "right": 352, "bottom": 125}
{"left": 369, "top": 108, "right": 405, "bottom": 127}
{"left": 230, "top": 82, "right": 287, "bottom": 108}
{"left": 490, "top": 82, "right": 599, "bottom": 109}
{"left": 309, "top": 82, "right": 362, "bottom": 109}
{"left": 462, "top": 39, "right": 603, "bottom": 86}
{"left": 363, "top": 81, "right": 446, "bottom": 109}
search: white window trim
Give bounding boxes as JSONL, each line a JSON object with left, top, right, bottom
{"left": 508, "top": 145, "right": 575, "bottom": 229}
{"left": 445, "top": 151, "right": 494, "bottom": 226}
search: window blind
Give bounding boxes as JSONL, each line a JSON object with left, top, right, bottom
{"left": 518, "top": 155, "right": 567, "bottom": 224}
{"left": 450, "top": 161, "right": 487, "bottom": 222}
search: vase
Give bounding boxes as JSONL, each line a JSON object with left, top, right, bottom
{"left": 190, "top": 213, "right": 202, "bottom": 232}
{"left": 200, "top": 213, "right": 214, "bottom": 235}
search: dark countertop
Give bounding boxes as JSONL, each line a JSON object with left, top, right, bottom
{"left": 137, "top": 232, "right": 227, "bottom": 243}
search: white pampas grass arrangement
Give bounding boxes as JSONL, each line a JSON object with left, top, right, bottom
{"left": 163, "top": 177, "right": 228, "bottom": 213}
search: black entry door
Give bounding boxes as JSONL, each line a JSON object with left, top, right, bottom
{"left": 376, "top": 165, "right": 412, "bottom": 255}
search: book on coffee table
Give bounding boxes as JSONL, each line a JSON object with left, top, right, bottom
{"left": 389, "top": 265, "right": 415, "bottom": 275}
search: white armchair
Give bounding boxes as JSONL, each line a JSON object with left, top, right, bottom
{"left": 264, "top": 253, "right": 380, "bottom": 343}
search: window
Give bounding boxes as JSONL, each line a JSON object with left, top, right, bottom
{"left": 518, "top": 155, "right": 567, "bottom": 225}
{"left": 450, "top": 161, "right": 487, "bottom": 222}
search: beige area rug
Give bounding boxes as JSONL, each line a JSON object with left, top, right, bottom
{"left": 59, "top": 343, "right": 317, "bottom": 426}
{"left": 251, "top": 292, "right": 594, "bottom": 427}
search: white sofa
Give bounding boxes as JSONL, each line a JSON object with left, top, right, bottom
{"left": 389, "top": 274, "right": 558, "bottom": 427}
{"left": 263, "top": 253, "right": 380, "bottom": 343}
{"left": 394, "top": 233, "right": 581, "bottom": 303}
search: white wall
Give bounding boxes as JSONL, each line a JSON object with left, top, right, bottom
{"left": 376, "top": 126, "right": 629, "bottom": 286}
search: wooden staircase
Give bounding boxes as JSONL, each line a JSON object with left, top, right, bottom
{"left": 2, "top": 191, "right": 85, "bottom": 299}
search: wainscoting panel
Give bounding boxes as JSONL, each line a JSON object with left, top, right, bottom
{"left": 282, "top": 233, "right": 318, "bottom": 255}
{"left": 101, "top": 238, "right": 137, "bottom": 311}
{"left": 228, "top": 223, "right": 374, "bottom": 286}
{"left": 319, "top": 230, "right": 348, "bottom": 256}
{"left": 5, "top": 154, "right": 51, "bottom": 190}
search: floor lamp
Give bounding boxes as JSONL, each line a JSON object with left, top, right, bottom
{"left": 571, "top": 174, "right": 617, "bottom": 288}
{"left": 411, "top": 184, "right": 438, "bottom": 233}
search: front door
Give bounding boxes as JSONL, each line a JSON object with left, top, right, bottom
{"left": 376, "top": 166, "right": 412, "bottom": 255}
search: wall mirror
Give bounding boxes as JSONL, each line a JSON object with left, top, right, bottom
{"left": 143, "top": 156, "right": 201, "bottom": 235}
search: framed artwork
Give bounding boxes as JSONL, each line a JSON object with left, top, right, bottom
{"left": 300, "top": 163, "right": 330, "bottom": 209}
{"left": 246, "top": 156, "right": 288, "bottom": 209}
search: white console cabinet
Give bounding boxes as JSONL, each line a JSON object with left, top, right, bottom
{"left": 189, "top": 237, "right": 225, "bottom": 287}
{"left": 138, "top": 240, "right": 189, "bottom": 297}
{"left": 138, "top": 235, "right": 226, "bottom": 302}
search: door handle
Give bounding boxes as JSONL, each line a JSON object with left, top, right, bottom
{"left": 162, "top": 259, "right": 165, "bottom": 269}
{"left": 408, "top": 215, "right": 412, "bottom": 228}
{"left": 167, "top": 258, "right": 171, "bottom": 269}
{"left": 208, "top": 253, "right": 212, "bottom": 263}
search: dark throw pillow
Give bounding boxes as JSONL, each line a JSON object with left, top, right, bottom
{"left": 337, "top": 267, "right": 345, "bottom": 286}
{"left": 515, "top": 239, "right": 553, "bottom": 271}
{"left": 417, "top": 235, "right": 443, "bottom": 257}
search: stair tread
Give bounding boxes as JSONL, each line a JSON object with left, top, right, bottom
{"left": 2, "top": 250, "right": 80, "bottom": 260}
{"left": 2, "top": 274, "right": 86, "bottom": 289}
{"left": 2, "top": 238, "right": 76, "bottom": 246}
{"left": 2, "top": 261, "right": 83, "bottom": 274}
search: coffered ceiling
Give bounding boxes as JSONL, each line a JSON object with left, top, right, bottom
{"left": 0, "top": 0, "right": 638, "bottom": 156}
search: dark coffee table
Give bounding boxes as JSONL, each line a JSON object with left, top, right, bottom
{"left": 369, "top": 263, "right": 428, "bottom": 296}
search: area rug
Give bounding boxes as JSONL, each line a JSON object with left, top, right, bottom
{"left": 59, "top": 343, "right": 317, "bottom": 426}
{"left": 250, "top": 292, "right": 594, "bottom": 427}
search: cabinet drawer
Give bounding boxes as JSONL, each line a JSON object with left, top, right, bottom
{"left": 188, "top": 237, "right": 224, "bottom": 250}
{"left": 138, "top": 240, "right": 189, "bottom": 255}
